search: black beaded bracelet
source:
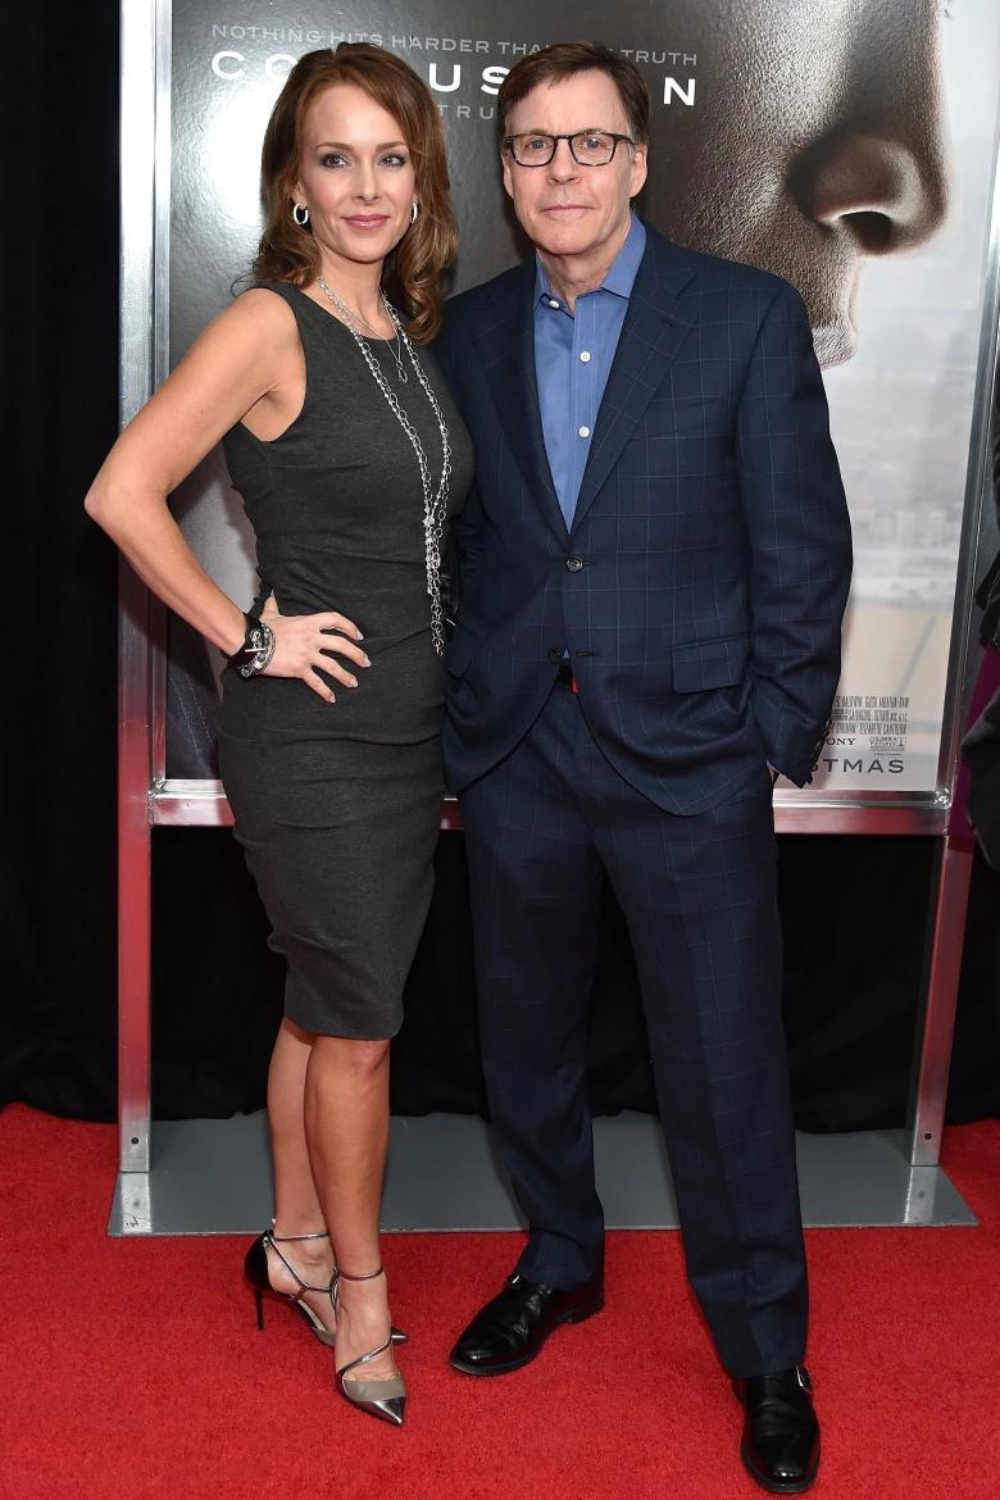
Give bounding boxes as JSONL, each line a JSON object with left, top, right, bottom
{"left": 228, "top": 614, "right": 276, "bottom": 678}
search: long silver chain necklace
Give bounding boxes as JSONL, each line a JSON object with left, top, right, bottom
{"left": 315, "top": 277, "right": 451, "bottom": 657}
{"left": 317, "top": 276, "right": 408, "bottom": 384}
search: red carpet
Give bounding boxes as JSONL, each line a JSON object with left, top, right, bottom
{"left": 1, "top": 1104, "right": 998, "bottom": 1500}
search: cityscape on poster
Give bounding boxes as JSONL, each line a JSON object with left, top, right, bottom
{"left": 163, "top": 1, "right": 1000, "bottom": 792}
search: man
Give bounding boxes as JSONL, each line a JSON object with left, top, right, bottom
{"left": 436, "top": 42, "right": 852, "bottom": 1495}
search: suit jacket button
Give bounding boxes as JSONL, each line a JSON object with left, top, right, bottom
{"left": 547, "top": 647, "right": 564, "bottom": 664}
{"left": 565, "top": 555, "right": 584, "bottom": 572}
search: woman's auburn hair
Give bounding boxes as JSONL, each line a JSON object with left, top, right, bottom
{"left": 252, "top": 45, "right": 456, "bottom": 344}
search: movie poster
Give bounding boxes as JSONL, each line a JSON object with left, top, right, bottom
{"left": 162, "top": 0, "right": 1000, "bottom": 793}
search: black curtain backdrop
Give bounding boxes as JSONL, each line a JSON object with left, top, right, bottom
{"left": 3, "top": 14, "right": 998, "bottom": 1130}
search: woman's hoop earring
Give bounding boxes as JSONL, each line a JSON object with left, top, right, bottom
{"left": 409, "top": 201, "right": 420, "bottom": 226}
{"left": 292, "top": 203, "right": 310, "bottom": 227}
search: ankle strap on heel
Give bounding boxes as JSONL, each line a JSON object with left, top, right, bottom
{"left": 329, "top": 1264, "right": 385, "bottom": 1310}
{"left": 336, "top": 1265, "right": 384, "bottom": 1283}
{"left": 269, "top": 1219, "right": 330, "bottom": 1244}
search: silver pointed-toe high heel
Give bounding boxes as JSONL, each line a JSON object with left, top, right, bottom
{"left": 245, "top": 1229, "right": 408, "bottom": 1347}
{"left": 331, "top": 1266, "right": 407, "bottom": 1427}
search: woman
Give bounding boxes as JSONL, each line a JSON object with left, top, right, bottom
{"left": 86, "top": 44, "right": 473, "bottom": 1426}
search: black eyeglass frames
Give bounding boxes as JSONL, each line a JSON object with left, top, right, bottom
{"left": 502, "top": 131, "right": 636, "bottom": 167}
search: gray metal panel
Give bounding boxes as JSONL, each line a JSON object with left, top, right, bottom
{"left": 152, "top": 778, "right": 234, "bottom": 826}
{"left": 107, "top": 1113, "right": 977, "bottom": 1235}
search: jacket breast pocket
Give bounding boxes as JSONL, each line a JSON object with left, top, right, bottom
{"left": 646, "top": 394, "right": 725, "bottom": 431}
{"left": 672, "top": 635, "right": 750, "bottom": 693}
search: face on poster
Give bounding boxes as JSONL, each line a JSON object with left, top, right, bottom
{"left": 163, "top": 0, "right": 1000, "bottom": 790}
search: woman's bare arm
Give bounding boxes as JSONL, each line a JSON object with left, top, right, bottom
{"left": 85, "top": 289, "right": 367, "bottom": 697}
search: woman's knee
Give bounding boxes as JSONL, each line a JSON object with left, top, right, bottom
{"left": 313, "top": 1034, "right": 391, "bottom": 1076}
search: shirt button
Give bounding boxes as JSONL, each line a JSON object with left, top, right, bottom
{"left": 548, "top": 298, "right": 560, "bottom": 309}
{"left": 578, "top": 425, "right": 591, "bottom": 438}
{"left": 579, "top": 351, "right": 591, "bottom": 363}
{"left": 565, "top": 555, "right": 584, "bottom": 572}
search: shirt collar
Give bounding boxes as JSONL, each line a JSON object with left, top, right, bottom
{"left": 534, "top": 213, "right": 647, "bottom": 309}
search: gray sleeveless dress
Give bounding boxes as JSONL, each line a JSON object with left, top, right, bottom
{"left": 217, "top": 283, "right": 473, "bottom": 1038}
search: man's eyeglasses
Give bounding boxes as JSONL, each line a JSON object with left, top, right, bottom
{"left": 502, "top": 131, "right": 636, "bottom": 167}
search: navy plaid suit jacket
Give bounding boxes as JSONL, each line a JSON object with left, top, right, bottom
{"left": 437, "top": 224, "right": 852, "bottom": 815}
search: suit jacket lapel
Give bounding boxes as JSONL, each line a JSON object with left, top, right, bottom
{"left": 472, "top": 264, "right": 569, "bottom": 545}
{"left": 571, "top": 249, "right": 698, "bottom": 534}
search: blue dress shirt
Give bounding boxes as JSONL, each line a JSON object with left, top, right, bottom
{"left": 534, "top": 215, "right": 647, "bottom": 531}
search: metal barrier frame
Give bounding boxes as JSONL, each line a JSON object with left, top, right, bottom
{"left": 117, "top": 0, "right": 1000, "bottom": 1180}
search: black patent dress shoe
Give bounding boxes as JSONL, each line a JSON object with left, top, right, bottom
{"left": 734, "top": 1366, "right": 820, "bottom": 1494}
{"left": 449, "top": 1271, "right": 604, "bottom": 1375}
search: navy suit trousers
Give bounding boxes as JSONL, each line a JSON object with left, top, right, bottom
{"left": 460, "top": 679, "right": 808, "bottom": 1378}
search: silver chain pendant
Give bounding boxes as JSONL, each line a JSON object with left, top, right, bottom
{"left": 317, "top": 277, "right": 408, "bottom": 382}
{"left": 315, "top": 281, "right": 451, "bottom": 656}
